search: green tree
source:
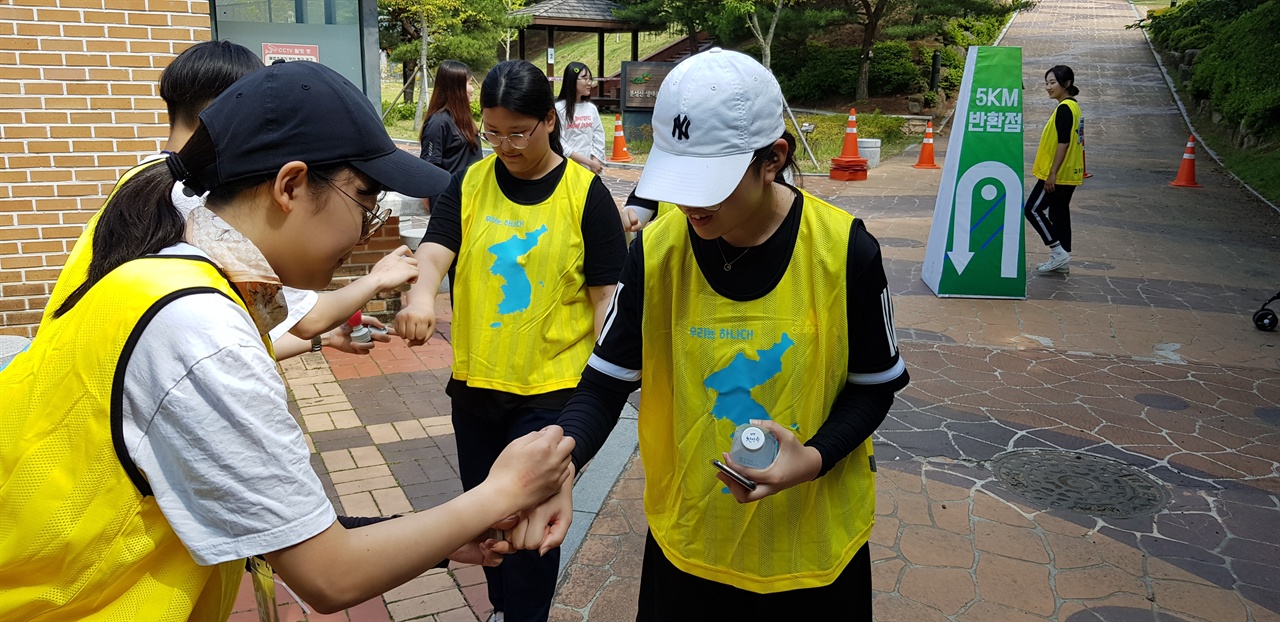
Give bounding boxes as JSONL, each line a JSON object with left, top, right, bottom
{"left": 614, "top": 0, "right": 723, "bottom": 56}
{"left": 724, "top": 0, "right": 805, "bottom": 69}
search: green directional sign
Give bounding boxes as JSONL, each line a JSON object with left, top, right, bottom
{"left": 923, "top": 46, "right": 1026, "bottom": 299}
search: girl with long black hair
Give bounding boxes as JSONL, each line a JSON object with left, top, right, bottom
{"left": 554, "top": 62, "right": 606, "bottom": 175}
{"left": 420, "top": 60, "right": 483, "bottom": 195}
{"left": 395, "top": 59, "right": 627, "bottom": 622}
{"left": 0, "top": 61, "right": 574, "bottom": 621}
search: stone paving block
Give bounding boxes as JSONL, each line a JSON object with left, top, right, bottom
{"left": 1044, "top": 532, "right": 1103, "bottom": 569}
{"left": 582, "top": 577, "right": 640, "bottom": 622}
{"left": 303, "top": 414, "right": 335, "bottom": 432}
{"left": 899, "top": 526, "right": 974, "bottom": 568}
{"left": 310, "top": 427, "right": 375, "bottom": 452}
{"left": 871, "top": 594, "right": 951, "bottom": 622}
{"left": 955, "top": 600, "right": 1046, "bottom": 622}
{"left": 321, "top": 449, "right": 357, "bottom": 472}
{"left": 382, "top": 571, "right": 457, "bottom": 603}
{"left": 387, "top": 589, "right": 467, "bottom": 621}
{"left": 335, "top": 475, "right": 399, "bottom": 495}
{"left": 372, "top": 487, "right": 414, "bottom": 515}
{"left": 435, "top": 608, "right": 480, "bottom": 622}
{"left": 899, "top": 566, "right": 976, "bottom": 616}
{"left": 1152, "top": 578, "right": 1250, "bottom": 622}
{"left": 329, "top": 409, "right": 362, "bottom": 429}
{"left": 976, "top": 553, "right": 1054, "bottom": 616}
{"left": 556, "top": 564, "right": 612, "bottom": 609}
{"left": 368, "top": 422, "right": 401, "bottom": 444}
{"left": 348, "top": 445, "right": 384, "bottom": 468}
{"left": 974, "top": 520, "right": 1049, "bottom": 564}
{"left": 971, "top": 492, "right": 1036, "bottom": 528}
{"left": 394, "top": 419, "right": 428, "bottom": 440}
{"left": 459, "top": 583, "right": 491, "bottom": 619}
{"left": 1056, "top": 565, "right": 1150, "bottom": 601}
{"left": 329, "top": 464, "right": 393, "bottom": 485}
{"left": 451, "top": 564, "right": 486, "bottom": 588}
{"left": 339, "top": 491, "right": 379, "bottom": 517}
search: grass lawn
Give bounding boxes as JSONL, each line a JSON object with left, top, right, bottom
{"left": 521, "top": 30, "right": 684, "bottom": 79}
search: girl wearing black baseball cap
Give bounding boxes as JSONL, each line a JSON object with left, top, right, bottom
{"left": 0, "top": 61, "right": 574, "bottom": 620}
{"left": 395, "top": 59, "right": 627, "bottom": 622}
{"left": 519, "top": 49, "right": 909, "bottom": 618}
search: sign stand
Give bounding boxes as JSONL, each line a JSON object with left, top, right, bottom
{"left": 922, "top": 46, "right": 1027, "bottom": 299}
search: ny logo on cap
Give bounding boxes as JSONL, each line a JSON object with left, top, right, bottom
{"left": 672, "top": 114, "right": 691, "bottom": 141}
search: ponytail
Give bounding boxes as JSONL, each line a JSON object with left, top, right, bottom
{"left": 55, "top": 126, "right": 217, "bottom": 318}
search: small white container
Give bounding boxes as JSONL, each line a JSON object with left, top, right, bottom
{"left": 858, "top": 138, "right": 882, "bottom": 169}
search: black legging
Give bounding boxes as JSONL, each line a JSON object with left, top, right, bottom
{"left": 1024, "top": 178, "right": 1076, "bottom": 252}
{"left": 636, "top": 532, "right": 873, "bottom": 621}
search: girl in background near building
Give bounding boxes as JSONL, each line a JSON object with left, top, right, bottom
{"left": 554, "top": 62, "right": 606, "bottom": 175}
{"left": 0, "top": 61, "right": 575, "bottom": 621}
{"left": 420, "top": 60, "right": 483, "bottom": 209}
{"left": 1024, "top": 64, "right": 1084, "bottom": 274}
{"left": 513, "top": 49, "right": 908, "bottom": 620}
{"left": 395, "top": 59, "right": 626, "bottom": 622}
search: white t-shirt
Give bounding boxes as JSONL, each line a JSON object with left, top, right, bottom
{"left": 121, "top": 243, "right": 336, "bottom": 566}
{"left": 142, "top": 153, "right": 320, "bottom": 342}
{"left": 555, "top": 100, "right": 606, "bottom": 163}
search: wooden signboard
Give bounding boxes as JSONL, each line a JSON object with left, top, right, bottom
{"left": 621, "top": 61, "right": 676, "bottom": 110}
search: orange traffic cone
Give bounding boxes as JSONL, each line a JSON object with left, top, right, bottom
{"left": 608, "top": 114, "right": 632, "bottom": 163}
{"left": 1170, "top": 135, "right": 1201, "bottom": 188}
{"left": 830, "top": 108, "right": 868, "bottom": 181}
{"left": 913, "top": 121, "right": 940, "bottom": 169}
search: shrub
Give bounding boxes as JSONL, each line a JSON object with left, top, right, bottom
{"left": 1189, "top": 0, "right": 1280, "bottom": 135}
{"left": 381, "top": 101, "right": 416, "bottom": 123}
{"left": 1143, "top": 0, "right": 1267, "bottom": 52}
{"left": 776, "top": 43, "right": 861, "bottom": 102}
{"left": 869, "top": 40, "right": 927, "bottom": 95}
{"left": 942, "top": 14, "right": 1007, "bottom": 47}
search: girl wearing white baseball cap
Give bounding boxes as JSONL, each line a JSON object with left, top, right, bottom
{"left": 520, "top": 48, "right": 910, "bottom": 617}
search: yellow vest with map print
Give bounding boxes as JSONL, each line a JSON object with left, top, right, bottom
{"left": 0, "top": 256, "right": 264, "bottom": 621}
{"left": 638, "top": 191, "right": 876, "bottom": 593}
{"left": 1032, "top": 98, "right": 1084, "bottom": 185}
{"left": 452, "top": 155, "right": 597, "bottom": 394}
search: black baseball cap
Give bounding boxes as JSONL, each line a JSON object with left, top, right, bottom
{"left": 193, "top": 61, "right": 449, "bottom": 198}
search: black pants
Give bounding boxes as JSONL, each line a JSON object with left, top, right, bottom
{"left": 1024, "top": 179, "right": 1076, "bottom": 252}
{"left": 636, "top": 532, "right": 873, "bottom": 621}
{"left": 452, "top": 404, "right": 561, "bottom": 622}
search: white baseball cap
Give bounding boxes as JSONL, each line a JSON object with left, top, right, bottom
{"left": 634, "top": 48, "right": 785, "bottom": 208}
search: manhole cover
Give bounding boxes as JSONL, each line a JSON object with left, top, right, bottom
{"left": 1135, "top": 393, "right": 1190, "bottom": 411}
{"left": 991, "top": 449, "right": 1171, "bottom": 518}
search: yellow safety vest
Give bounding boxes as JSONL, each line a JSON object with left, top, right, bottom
{"left": 638, "top": 191, "right": 875, "bottom": 593}
{"left": 0, "top": 255, "right": 266, "bottom": 621}
{"left": 1032, "top": 99, "right": 1084, "bottom": 185}
{"left": 451, "top": 155, "right": 598, "bottom": 394}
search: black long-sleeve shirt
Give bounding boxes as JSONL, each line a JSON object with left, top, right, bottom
{"left": 559, "top": 185, "right": 908, "bottom": 477}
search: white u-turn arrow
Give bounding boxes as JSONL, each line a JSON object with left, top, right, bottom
{"left": 948, "top": 161, "right": 1023, "bottom": 277}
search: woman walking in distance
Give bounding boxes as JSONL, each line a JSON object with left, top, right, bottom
{"left": 1025, "top": 65, "right": 1084, "bottom": 274}
{"left": 554, "top": 62, "right": 606, "bottom": 175}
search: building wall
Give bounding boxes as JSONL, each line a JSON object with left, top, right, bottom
{"left": 0, "top": 1, "right": 400, "bottom": 336}
{"left": 0, "top": 0, "right": 209, "bottom": 336}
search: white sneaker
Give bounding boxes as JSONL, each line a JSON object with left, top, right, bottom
{"left": 487, "top": 613, "right": 505, "bottom": 622}
{"left": 1036, "top": 252, "right": 1070, "bottom": 273}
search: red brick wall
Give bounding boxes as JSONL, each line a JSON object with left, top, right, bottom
{"left": 0, "top": 2, "right": 400, "bottom": 335}
{"left": 0, "top": 0, "right": 211, "bottom": 337}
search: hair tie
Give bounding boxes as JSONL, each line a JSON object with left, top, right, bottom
{"left": 165, "top": 153, "right": 209, "bottom": 195}
{"left": 165, "top": 153, "right": 190, "bottom": 181}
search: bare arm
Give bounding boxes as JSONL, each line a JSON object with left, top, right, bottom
{"left": 288, "top": 246, "right": 419, "bottom": 339}
{"left": 588, "top": 284, "right": 616, "bottom": 339}
{"left": 265, "top": 427, "right": 575, "bottom": 613}
{"left": 394, "top": 242, "right": 457, "bottom": 345}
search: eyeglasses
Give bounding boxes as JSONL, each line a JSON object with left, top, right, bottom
{"left": 479, "top": 120, "right": 543, "bottom": 150}
{"left": 578, "top": 75, "right": 595, "bottom": 83}
{"left": 332, "top": 184, "right": 390, "bottom": 245}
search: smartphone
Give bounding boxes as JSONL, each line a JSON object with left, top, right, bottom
{"left": 711, "top": 459, "right": 757, "bottom": 491}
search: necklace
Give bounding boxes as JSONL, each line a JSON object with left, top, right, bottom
{"left": 715, "top": 238, "right": 750, "bottom": 271}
